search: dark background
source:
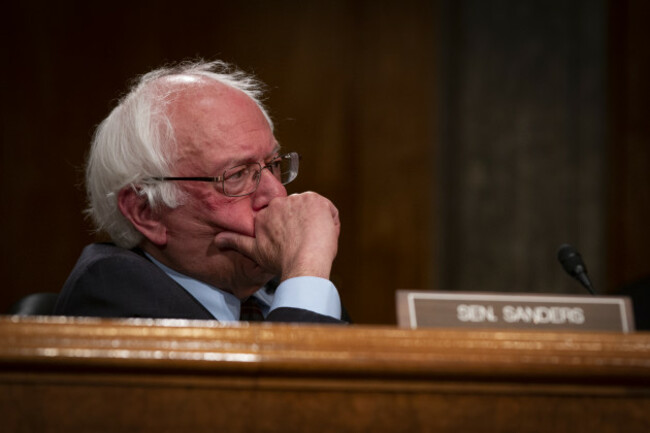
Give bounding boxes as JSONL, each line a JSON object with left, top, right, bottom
{"left": 2, "top": 0, "right": 648, "bottom": 324}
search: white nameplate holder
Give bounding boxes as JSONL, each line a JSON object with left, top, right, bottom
{"left": 396, "top": 290, "right": 635, "bottom": 333}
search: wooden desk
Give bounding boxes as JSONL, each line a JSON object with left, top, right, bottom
{"left": 1, "top": 316, "right": 648, "bottom": 432}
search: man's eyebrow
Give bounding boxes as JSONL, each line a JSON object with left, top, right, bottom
{"left": 212, "top": 144, "right": 282, "bottom": 173}
{"left": 210, "top": 158, "right": 238, "bottom": 174}
{"left": 266, "top": 144, "right": 282, "bottom": 159}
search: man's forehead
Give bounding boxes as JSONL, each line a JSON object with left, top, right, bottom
{"left": 159, "top": 76, "right": 275, "bottom": 171}
{"left": 161, "top": 76, "right": 255, "bottom": 116}
{"left": 174, "top": 137, "right": 280, "bottom": 176}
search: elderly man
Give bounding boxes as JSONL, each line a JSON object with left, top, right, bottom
{"left": 54, "top": 60, "right": 345, "bottom": 323}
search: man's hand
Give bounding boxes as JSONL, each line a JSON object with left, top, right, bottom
{"left": 215, "top": 192, "right": 340, "bottom": 281}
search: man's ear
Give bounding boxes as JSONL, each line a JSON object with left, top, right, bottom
{"left": 118, "top": 186, "right": 168, "bottom": 246}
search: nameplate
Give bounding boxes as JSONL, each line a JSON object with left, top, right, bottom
{"left": 396, "top": 291, "right": 635, "bottom": 333}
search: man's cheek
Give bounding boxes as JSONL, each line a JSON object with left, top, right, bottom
{"left": 203, "top": 197, "right": 255, "bottom": 236}
{"left": 213, "top": 210, "right": 255, "bottom": 237}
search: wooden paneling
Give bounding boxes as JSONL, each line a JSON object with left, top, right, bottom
{"left": 1, "top": 317, "right": 649, "bottom": 432}
{"left": 608, "top": 0, "right": 650, "bottom": 289}
{"left": 438, "top": 0, "right": 608, "bottom": 294}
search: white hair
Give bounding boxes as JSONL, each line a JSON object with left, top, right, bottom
{"left": 85, "top": 60, "right": 272, "bottom": 248}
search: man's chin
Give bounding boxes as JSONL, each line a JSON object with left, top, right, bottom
{"left": 214, "top": 248, "right": 274, "bottom": 288}
{"left": 238, "top": 254, "right": 274, "bottom": 282}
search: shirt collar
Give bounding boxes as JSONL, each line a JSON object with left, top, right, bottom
{"left": 144, "top": 253, "right": 272, "bottom": 321}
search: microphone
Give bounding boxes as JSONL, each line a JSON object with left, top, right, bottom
{"left": 557, "top": 244, "right": 596, "bottom": 295}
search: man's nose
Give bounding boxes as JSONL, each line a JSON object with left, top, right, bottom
{"left": 251, "top": 169, "right": 287, "bottom": 210}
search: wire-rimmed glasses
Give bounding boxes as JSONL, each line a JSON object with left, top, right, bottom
{"left": 148, "top": 152, "right": 300, "bottom": 197}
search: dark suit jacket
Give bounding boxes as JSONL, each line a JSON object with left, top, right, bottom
{"left": 55, "top": 243, "right": 345, "bottom": 324}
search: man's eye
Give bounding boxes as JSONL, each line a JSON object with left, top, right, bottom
{"left": 269, "top": 157, "right": 283, "bottom": 170}
{"left": 225, "top": 166, "right": 249, "bottom": 182}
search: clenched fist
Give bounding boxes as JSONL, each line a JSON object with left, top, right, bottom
{"left": 215, "top": 192, "right": 340, "bottom": 281}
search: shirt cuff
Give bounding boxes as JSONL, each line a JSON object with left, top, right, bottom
{"left": 270, "top": 276, "right": 341, "bottom": 320}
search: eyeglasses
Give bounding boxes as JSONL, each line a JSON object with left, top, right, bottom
{"left": 148, "top": 152, "right": 300, "bottom": 197}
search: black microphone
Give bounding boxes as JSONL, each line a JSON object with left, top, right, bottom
{"left": 557, "top": 244, "right": 596, "bottom": 295}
